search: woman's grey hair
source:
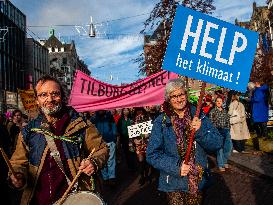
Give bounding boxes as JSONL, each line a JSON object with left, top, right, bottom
{"left": 165, "top": 78, "right": 186, "bottom": 101}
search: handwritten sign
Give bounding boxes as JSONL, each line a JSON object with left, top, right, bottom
{"left": 163, "top": 6, "right": 258, "bottom": 92}
{"left": 127, "top": 121, "right": 153, "bottom": 138}
{"left": 18, "top": 89, "right": 38, "bottom": 111}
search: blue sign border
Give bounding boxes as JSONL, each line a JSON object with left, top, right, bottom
{"left": 163, "top": 6, "right": 259, "bottom": 92}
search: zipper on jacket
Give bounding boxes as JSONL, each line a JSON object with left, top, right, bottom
{"left": 166, "top": 175, "right": 169, "bottom": 184}
{"left": 48, "top": 159, "right": 53, "bottom": 204}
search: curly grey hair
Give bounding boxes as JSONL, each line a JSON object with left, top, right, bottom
{"left": 165, "top": 78, "right": 186, "bottom": 101}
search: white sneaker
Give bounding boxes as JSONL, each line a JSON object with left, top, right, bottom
{"left": 233, "top": 150, "right": 239, "bottom": 153}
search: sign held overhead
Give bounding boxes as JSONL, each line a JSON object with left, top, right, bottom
{"left": 163, "top": 6, "right": 259, "bottom": 92}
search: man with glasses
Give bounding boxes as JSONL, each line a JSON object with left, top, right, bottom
{"left": 8, "top": 75, "right": 109, "bottom": 205}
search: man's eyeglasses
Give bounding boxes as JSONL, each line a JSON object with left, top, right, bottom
{"left": 170, "top": 92, "right": 186, "bottom": 101}
{"left": 37, "top": 91, "right": 61, "bottom": 99}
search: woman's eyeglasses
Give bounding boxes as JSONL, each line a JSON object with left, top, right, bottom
{"left": 170, "top": 92, "right": 186, "bottom": 101}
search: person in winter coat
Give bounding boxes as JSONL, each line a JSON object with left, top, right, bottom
{"left": 91, "top": 111, "right": 117, "bottom": 187}
{"left": 117, "top": 108, "right": 135, "bottom": 171}
{"left": 6, "top": 109, "right": 23, "bottom": 154}
{"left": 132, "top": 107, "right": 151, "bottom": 186}
{"left": 251, "top": 81, "right": 269, "bottom": 139}
{"left": 209, "top": 97, "right": 232, "bottom": 172}
{"left": 147, "top": 79, "right": 223, "bottom": 205}
{"left": 0, "top": 120, "right": 11, "bottom": 204}
{"left": 202, "top": 94, "right": 213, "bottom": 115}
{"left": 9, "top": 75, "right": 109, "bottom": 205}
{"left": 228, "top": 94, "right": 250, "bottom": 153}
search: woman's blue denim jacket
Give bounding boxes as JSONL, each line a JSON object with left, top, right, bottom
{"left": 146, "top": 105, "right": 223, "bottom": 193}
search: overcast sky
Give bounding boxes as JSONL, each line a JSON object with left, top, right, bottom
{"left": 10, "top": 0, "right": 267, "bottom": 85}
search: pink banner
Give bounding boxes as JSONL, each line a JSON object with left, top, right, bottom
{"left": 69, "top": 70, "right": 178, "bottom": 112}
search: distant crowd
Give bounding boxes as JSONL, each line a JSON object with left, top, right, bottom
{"left": 0, "top": 77, "right": 271, "bottom": 205}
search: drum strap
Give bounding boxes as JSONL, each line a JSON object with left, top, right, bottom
{"left": 44, "top": 135, "right": 72, "bottom": 186}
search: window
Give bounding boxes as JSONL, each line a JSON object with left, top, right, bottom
{"left": 0, "top": 2, "right": 4, "bottom": 13}
{"left": 62, "top": 57, "right": 67, "bottom": 65}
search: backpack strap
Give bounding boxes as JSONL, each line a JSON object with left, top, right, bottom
{"left": 44, "top": 135, "right": 72, "bottom": 186}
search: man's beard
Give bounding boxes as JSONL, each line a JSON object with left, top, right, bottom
{"left": 41, "top": 103, "right": 62, "bottom": 115}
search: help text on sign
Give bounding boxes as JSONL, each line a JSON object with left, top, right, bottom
{"left": 163, "top": 6, "right": 258, "bottom": 92}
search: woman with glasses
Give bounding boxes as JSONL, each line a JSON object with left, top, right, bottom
{"left": 147, "top": 79, "right": 223, "bottom": 205}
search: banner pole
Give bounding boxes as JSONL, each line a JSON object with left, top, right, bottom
{"left": 184, "top": 82, "right": 206, "bottom": 165}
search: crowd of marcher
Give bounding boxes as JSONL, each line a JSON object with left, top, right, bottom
{"left": 0, "top": 75, "right": 271, "bottom": 205}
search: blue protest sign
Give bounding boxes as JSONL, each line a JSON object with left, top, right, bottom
{"left": 162, "top": 6, "right": 259, "bottom": 92}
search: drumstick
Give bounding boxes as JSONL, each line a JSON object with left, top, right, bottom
{"left": 57, "top": 148, "right": 96, "bottom": 205}
{"left": 0, "top": 147, "right": 16, "bottom": 177}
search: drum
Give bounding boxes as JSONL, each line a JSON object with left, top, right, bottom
{"left": 55, "top": 191, "right": 105, "bottom": 205}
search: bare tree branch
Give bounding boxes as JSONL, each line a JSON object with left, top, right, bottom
{"left": 136, "top": 0, "right": 215, "bottom": 76}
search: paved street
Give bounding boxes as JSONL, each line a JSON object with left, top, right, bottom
{"left": 102, "top": 156, "right": 273, "bottom": 205}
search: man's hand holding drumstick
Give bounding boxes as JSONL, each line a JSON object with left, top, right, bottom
{"left": 10, "top": 173, "right": 25, "bottom": 189}
{"left": 79, "top": 158, "right": 96, "bottom": 176}
{"left": 0, "top": 147, "right": 26, "bottom": 189}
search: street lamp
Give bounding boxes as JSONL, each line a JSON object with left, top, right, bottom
{"left": 89, "top": 16, "right": 96, "bottom": 37}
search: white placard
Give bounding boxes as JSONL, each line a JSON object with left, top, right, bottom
{"left": 128, "top": 120, "right": 153, "bottom": 138}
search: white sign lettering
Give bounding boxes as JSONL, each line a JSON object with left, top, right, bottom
{"left": 128, "top": 120, "right": 153, "bottom": 138}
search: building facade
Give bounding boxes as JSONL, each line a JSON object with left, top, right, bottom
{"left": 268, "top": 0, "right": 273, "bottom": 47}
{"left": 25, "top": 38, "right": 50, "bottom": 88}
{"left": 0, "top": 0, "right": 26, "bottom": 112}
{"left": 236, "top": 2, "right": 273, "bottom": 81}
{"left": 41, "top": 29, "right": 90, "bottom": 92}
{"left": 235, "top": 2, "right": 271, "bottom": 49}
{"left": 77, "top": 57, "right": 90, "bottom": 76}
{"left": 143, "top": 21, "right": 169, "bottom": 76}
{"left": 267, "top": 0, "right": 273, "bottom": 75}
{"left": 249, "top": 2, "right": 270, "bottom": 33}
